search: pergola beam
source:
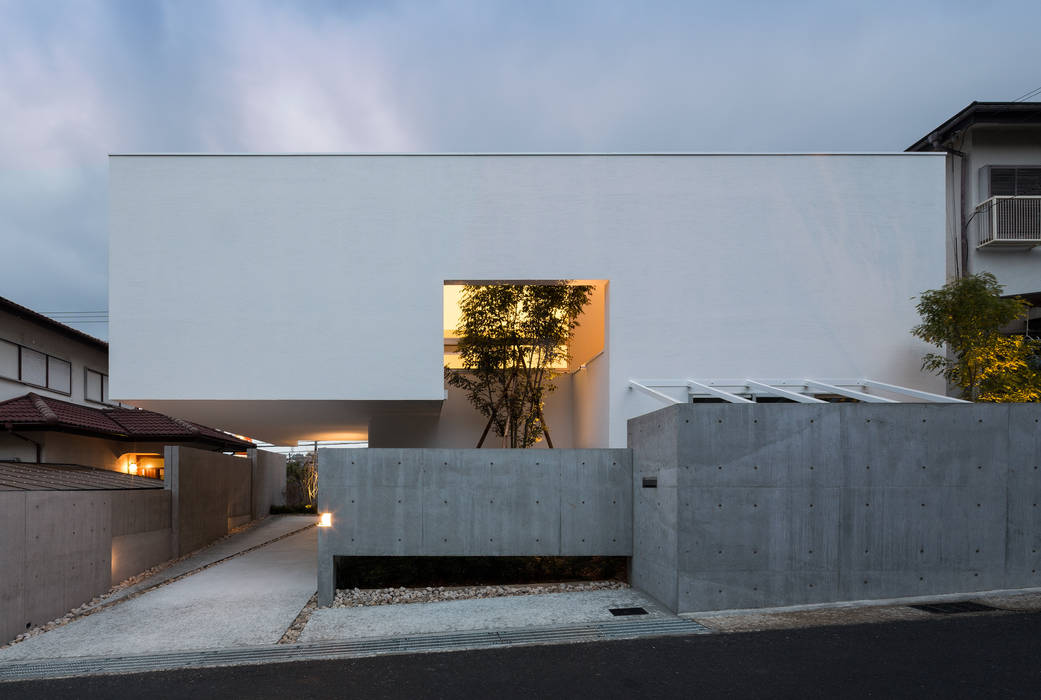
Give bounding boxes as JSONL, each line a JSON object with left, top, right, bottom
{"left": 744, "top": 379, "right": 827, "bottom": 404}
{"left": 859, "top": 379, "right": 969, "bottom": 403}
{"left": 685, "top": 379, "right": 754, "bottom": 403}
{"left": 802, "top": 379, "right": 897, "bottom": 403}
{"left": 629, "top": 380, "right": 683, "bottom": 405}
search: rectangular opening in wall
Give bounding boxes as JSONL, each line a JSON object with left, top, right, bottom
{"left": 642, "top": 477, "right": 658, "bottom": 488}
{"left": 442, "top": 279, "right": 607, "bottom": 449}
{"left": 333, "top": 556, "right": 628, "bottom": 590}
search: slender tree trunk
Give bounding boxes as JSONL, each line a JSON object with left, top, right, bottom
{"left": 476, "top": 414, "right": 495, "bottom": 448}
{"left": 539, "top": 406, "right": 554, "bottom": 448}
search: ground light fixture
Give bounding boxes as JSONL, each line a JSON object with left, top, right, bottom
{"left": 318, "top": 513, "right": 332, "bottom": 527}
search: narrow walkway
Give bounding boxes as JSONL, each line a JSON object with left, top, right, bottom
{"left": 0, "top": 523, "right": 317, "bottom": 661}
{"left": 87, "top": 515, "right": 316, "bottom": 610}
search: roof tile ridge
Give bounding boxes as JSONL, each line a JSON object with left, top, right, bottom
{"left": 168, "top": 414, "right": 200, "bottom": 433}
{"left": 28, "top": 393, "right": 59, "bottom": 424}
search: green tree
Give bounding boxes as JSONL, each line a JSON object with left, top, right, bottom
{"left": 446, "top": 282, "right": 593, "bottom": 448}
{"left": 912, "top": 272, "right": 1041, "bottom": 402}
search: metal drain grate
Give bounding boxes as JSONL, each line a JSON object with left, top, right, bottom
{"left": 0, "top": 617, "right": 712, "bottom": 682}
{"left": 909, "top": 601, "right": 998, "bottom": 615}
{"left": 609, "top": 607, "right": 648, "bottom": 616}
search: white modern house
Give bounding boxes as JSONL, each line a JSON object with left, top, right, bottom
{"left": 109, "top": 153, "right": 948, "bottom": 448}
{"left": 908, "top": 101, "right": 1041, "bottom": 320}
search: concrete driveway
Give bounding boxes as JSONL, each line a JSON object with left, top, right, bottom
{"left": 0, "top": 519, "right": 317, "bottom": 660}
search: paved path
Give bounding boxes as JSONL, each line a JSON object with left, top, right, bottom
{"left": 88, "top": 515, "right": 315, "bottom": 610}
{"left": 301, "top": 589, "right": 670, "bottom": 642}
{"left": 4, "top": 611, "right": 1041, "bottom": 698}
{"left": 0, "top": 524, "right": 317, "bottom": 660}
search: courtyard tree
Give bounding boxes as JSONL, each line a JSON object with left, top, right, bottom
{"left": 446, "top": 282, "right": 593, "bottom": 448}
{"left": 912, "top": 272, "right": 1041, "bottom": 402}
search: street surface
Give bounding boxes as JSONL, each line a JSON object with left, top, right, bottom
{"left": 5, "top": 610, "right": 1040, "bottom": 698}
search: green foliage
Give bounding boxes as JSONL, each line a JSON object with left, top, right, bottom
{"left": 912, "top": 272, "right": 1041, "bottom": 402}
{"left": 285, "top": 454, "right": 318, "bottom": 506}
{"left": 446, "top": 282, "right": 593, "bottom": 447}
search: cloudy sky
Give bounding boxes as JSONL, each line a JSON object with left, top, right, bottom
{"left": 2, "top": 0, "right": 1040, "bottom": 339}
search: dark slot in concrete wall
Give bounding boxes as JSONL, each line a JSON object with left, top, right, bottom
{"left": 317, "top": 448, "right": 632, "bottom": 605}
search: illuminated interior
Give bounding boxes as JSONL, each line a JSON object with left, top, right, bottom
{"left": 443, "top": 281, "right": 606, "bottom": 371}
{"left": 119, "top": 452, "right": 164, "bottom": 480}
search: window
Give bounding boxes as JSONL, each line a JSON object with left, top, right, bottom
{"left": 0, "top": 340, "right": 16, "bottom": 379}
{"left": 86, "top": 368, "right": 105, "bottom": 403}
{"left": 0, "top": 338, "right": 74, "bottom": 396}
{"left": 987, "top": 167, "right": 1041, "bottom": 197}
{"left": 21, "top": 348, "right": 46, "bottom": 387}
{"left": 47, "top": 356, "right": 71, "bottom": 393}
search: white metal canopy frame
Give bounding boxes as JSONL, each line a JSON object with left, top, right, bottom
{"left": 628, "top": 378, "right": 969, "bottom": 405}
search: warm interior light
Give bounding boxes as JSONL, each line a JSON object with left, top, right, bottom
{"left": 318, "top": 512, "right": 332, "bottom": 527}
{"left": 127, "top": 462, "right": 138, "bottom": 475}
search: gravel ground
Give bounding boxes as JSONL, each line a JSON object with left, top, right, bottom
{"left": 331, "top": 580, "right": 629, "bottom": 608}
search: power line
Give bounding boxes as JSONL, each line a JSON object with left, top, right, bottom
{"left": 1013, "top": 85, "right": 1041, "bottom": 102}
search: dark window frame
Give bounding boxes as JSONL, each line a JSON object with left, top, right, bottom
{"left": 0, "top": 337, "right": 74, "bottom": 397}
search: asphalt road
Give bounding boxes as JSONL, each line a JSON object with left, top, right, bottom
{"left": 5, "top": 611, "right": 1041, "bottom": 699}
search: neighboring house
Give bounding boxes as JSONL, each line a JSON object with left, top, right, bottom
{"left": 108, "top": 153, "right": 947, "bottom": 448}
{"left": 907, "top": 102, "right": 1041, "bottom": 339}
{"left": 0, "top": 295, "right": 253, "bottom": 471}
{"left": 0, "top": 295, "right": 115, "bottom": 408}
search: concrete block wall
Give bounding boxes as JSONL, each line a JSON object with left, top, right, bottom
{"left": 629, "top": 402, "right": 1041, "bottom": 614}
{"left": 0, "top": 488, "right": 173, "bottom": 644}
{"left": 317, "top": 448, "right": 632, "bottom": 605}
{"left": 250, "top": 448, "right": 287, "bottom": 517}
{"left": 165, "top": 446, "right": 253, "bottom": 556}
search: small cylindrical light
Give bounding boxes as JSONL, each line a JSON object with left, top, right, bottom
{"left": 318, "top": 512, "right": 332, "bottom": 527}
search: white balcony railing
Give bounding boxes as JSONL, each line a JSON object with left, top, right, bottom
{"left": 974, "top": 196, "right": 1041, "bottom": 249}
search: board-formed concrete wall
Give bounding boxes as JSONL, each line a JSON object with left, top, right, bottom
{"left": 317, "top": 448, "right": 632, "bottom": 605}
{"left": 165, "top": 446, "right": 253, "bottom": 556}
{"left": 250, "top": 448, "right": 287, "bottom": 517}
{"left": 629, "top": 402, "right": 1041, "bottom": 613}
{"left": 0, "top": 488, "right": 172, "bottom": 645}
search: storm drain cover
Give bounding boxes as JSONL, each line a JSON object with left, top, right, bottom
{"left": 609, "top": 607, "right": 649, "bottom": 616}
{"left": 909, "top": 601, "right": 998, "bottom": 615}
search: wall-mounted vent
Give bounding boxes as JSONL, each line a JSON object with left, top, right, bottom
{"left": 642, "top": 477, "right": 658, "bottom": 489}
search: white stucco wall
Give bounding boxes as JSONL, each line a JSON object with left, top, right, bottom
{"left": 110, "top": 154, "right": 946, "bottom": 447}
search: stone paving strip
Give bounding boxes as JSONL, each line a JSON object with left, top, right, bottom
{"left": 333, "top": 580, "right": 629, "bottom": 607}
{"left": 0, "top": 516, "right": 316, "bottom": 654}
{"left": 688, "top": 588, "right": 1041, "bottom": 634}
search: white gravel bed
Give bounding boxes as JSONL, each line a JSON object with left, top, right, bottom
{"left": 332, "top": 580, "right": 628, "bottom": 608}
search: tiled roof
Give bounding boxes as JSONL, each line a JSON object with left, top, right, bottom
{"left": 0, "top": 462, "right": 164, "bottom": 491}
{"left": 0, "top": 393, "right": 252, "bottom": 449}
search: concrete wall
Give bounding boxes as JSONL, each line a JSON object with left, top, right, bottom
{"left": 629, "top": 402, "right": 1041, "bottom": 614}
{"left": 110, "top": 153, "right": 947, "bottom": 447}
{"left": 316, "top": 447, "right": 632, "bottom": 604}
{"left": 0, "top": 488, "right": 172, "bottom": 645}
{"left": 251, "top": 447, "right": 287, "bottom": 517}
{"left": 165, "top": 446, "right": 253, "bottom": 556}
